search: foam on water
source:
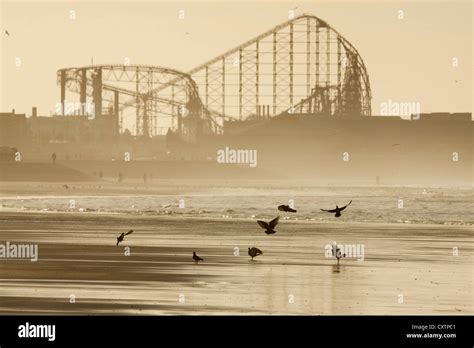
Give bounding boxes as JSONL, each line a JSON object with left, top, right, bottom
{"left": 0, "top": 186, "right": 472, "bottom": 225}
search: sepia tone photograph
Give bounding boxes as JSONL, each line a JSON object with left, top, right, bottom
{"left": 0, "top": 0, "right": 472, "bottom": 345}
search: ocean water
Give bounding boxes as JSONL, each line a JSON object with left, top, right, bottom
{"left": 0, "top": 185, "right": 472, "bottom": 225}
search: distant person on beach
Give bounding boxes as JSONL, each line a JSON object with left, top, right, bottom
{"left": 118, "top": 172, "right": 123, "bottom": 183}
{"left": 52, "top": 152, "right": 56, "bottom": 164}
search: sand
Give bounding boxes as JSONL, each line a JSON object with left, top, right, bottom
{"left": 0, "top": 211, "right": 472, "bottom": 315}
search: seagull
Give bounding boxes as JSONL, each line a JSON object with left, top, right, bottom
{"left": 257, "top": 216, "right": 279, "bottom": 235}
{"left": 193, "top": 251, "right": 203, "bottom": 263}
{"left": 248, "top": 247, "right": 263, "bottom": 260}
{"left": 278, "top": 204, "right": 297, "bottom": 213}
{"left": 332, "top": 243, "right": 346, "bottom": 265}
{"left": 5, "top": 30, "right": 10, "bottom": 36}
{"left": 116, "top": 230, "right": 133, "bottom": 245}
{"left": 321, "top": 200, "right": 352, "bottom": 217}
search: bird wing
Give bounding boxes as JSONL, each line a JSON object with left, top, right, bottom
{"left": 125, "top": 230, "right": 134, "bottom": 235}
{"left": 257, "top": 220, "right": 270, "bottom": 230}
{"left": 269, "top": 216, "right": 279, "bottom": 229}
{"left": 321, "top": 208, "right": 337, "bottom": 213}
{"left": 255, "top": 248, "right": 263, "bottom": 255}
{"left": 339, "top": 200, "right": 352, "bottom": 211}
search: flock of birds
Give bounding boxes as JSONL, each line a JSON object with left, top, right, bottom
{"left": 115, "top": 200, "right": 353, "bottom": 264}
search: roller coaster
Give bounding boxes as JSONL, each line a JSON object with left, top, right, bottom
{"left": 57, "top": 14, "right": 372, "bottom": 138}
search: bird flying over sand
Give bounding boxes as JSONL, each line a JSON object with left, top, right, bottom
{"left": 257, "top": 216, "right": 280, "bottom": 235}
{"left": 321, "top": 200, "right": 352, "bottom": 217}
{"left": 193, "top": 251, "right": 203, "bottom": 263}
{"left": 116, "top": 230, "right": 133, "bottom": 245}
{"left": 5, "top": 30, "right": 10, "bottom": 36}
{"left": 248, "top": 247, "right": 263, "bottom": 260}
{"left": 278, "top": 204, "right": 297, "bottom": 213}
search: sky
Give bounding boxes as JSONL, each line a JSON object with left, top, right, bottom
{"left": 0, "top": 0, "right": 472, "bottom": 116}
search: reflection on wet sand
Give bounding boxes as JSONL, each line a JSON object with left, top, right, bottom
{"left": 0, "top": 212, "right": 472, "bottom": 315}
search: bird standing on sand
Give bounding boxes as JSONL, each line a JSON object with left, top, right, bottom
{"left": 248, "top": 247, "right": 263, "bottom": 260}
{"left": 193, "top": 251, "right": 203, "bottom": 263}
{"left": 257, "top": 216, "right": 280, "bottom": 235}
{"left": 116, "top": 230, "right": 133, "bottom": 245}
{"left": 278, "top": 204, "right": 297, "bottom": 213}
{"left": 321, "top": 200, "right": 352, "bottom": 217}
{"left": 332, "top": 243, "right": 346, "bottom": 265}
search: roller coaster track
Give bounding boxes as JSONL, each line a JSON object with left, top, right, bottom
{"left": 155, "top": 13, "right": 371, "bottom": 119}
{"left": 57, "top": 13, "right": 372, "bottom": 138}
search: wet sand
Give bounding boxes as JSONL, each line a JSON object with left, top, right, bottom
{"left": 0, "top": 211, "right": 472, "bottom": 315}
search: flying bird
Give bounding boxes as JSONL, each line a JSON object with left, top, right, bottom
{"left": 116, "top": 230, "right": 133, "bottom": 245}
{"left": 257, "top": 216, "right": 279, "bottom": 235}
{"left": 321, "top": 200, "right": 352, "bottom": 217}
{"left": 5, "top": 30, "right": 10, "bottom": 36}
{"left": 248, "top": 247, "right": 263, "bottom": 260}
{"left": 278, "top": 204, "right": 297, "bottom": 213}
{"left": 193, "top": 251, "right": 203, "bottom": 263}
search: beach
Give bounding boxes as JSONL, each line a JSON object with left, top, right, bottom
{"left": 0, "top": 183, "right": 472, "bottom": 315}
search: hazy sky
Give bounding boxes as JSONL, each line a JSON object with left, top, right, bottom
{"left": 0, "top": 0, "right": 472, "bottom": 116}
